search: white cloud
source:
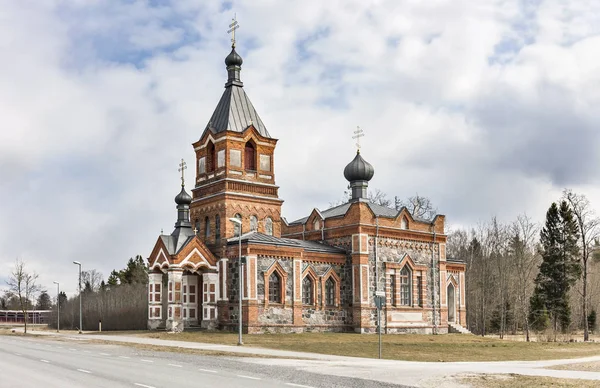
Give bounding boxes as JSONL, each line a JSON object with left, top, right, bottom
{"left": 1, "top": 0, "right": 600, "bottom": 294}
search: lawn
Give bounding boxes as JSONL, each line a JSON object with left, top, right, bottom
{"left": 107, "top": 331, "right": 600, "bottom": 362}
{"left": 459, "top": 374, "right": 600, "bottom": 388}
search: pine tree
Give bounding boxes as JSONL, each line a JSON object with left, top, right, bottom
{"left": 530, "top": 201, "right": 580, "bottom": 334}
{"left": 36, "top": 291, "right": 52, "bottom": 310}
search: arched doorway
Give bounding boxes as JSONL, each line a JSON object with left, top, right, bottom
{"left": 447, "top": 283, "right": 456, "bottom": 323}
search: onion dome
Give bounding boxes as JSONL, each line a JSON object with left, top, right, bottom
{"left": 225, "top": 46, "right": 243, "bottom": 67}
{"left": 344, "top": 151, "right": 375, "bottom": 182}
{"left": 174, "top": 186, "right": 192, "bottom": 205}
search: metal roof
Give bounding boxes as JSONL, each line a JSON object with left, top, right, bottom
{"left": 205, "top": 84, "right": 270, "bottom": 138}
{"left": 227, "top": 232, "right": 346, "bottom": 254}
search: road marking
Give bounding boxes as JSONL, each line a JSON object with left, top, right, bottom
{"left": 77, "top": 369, "right": 91, "bottom": 374}
{"left": 286, "top": 384, "right": 316, "bottom": 388}
{"left": 134, "top": 384, "right": 156, "bottom": 388}
{"left": 119, "top": 356, "right": 130, "bottom": 359}
{"left": 140, "top": 359, "right": 153, "bottom": 363}
{"left": 168, "top": 363, "right": 182, "bottom": 368}
{"left": 14, "top": 353, "right": 22, "bottom": 356}
{"left": 69, "top": 348, "right": 76, "bottom": 351}
{"left": 40, "top": 360, "right": 50, "bottom": 363}
{"left": 199, "top": 368, "right": 217, "bottom": 373}
{"left": 100, "top": 353, "right": 111, "bottom": 356}
{"left": 238, "top": 375, "right": 261, "bottom": 380}
{"left": 84, "top": 350, "right": 91, "bottom": 353}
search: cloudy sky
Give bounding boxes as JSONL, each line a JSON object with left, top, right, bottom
{"left": 2, "top": 0, "right": 600, "bottom": 295}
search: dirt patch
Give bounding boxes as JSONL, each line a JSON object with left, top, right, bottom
{"left": 458, "top": 373, "right": 599, "bottom": 388}
{"left": 548, "top": 361, "right": 600, "bottom": 372}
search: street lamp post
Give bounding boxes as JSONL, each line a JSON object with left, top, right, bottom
{"left": 228, "top": 217, "right": 243, "bottom": 346}
{"left": 73, "top": 261, "right": 82, "bottom": 333}
{"left": 53, "top": 281, "right": 60, "bottom": 332}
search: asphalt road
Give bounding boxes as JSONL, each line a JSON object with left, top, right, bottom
{"left": 0, "top": 335, "right": 410, "bottom": 388}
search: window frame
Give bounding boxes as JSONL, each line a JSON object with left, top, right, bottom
{"left": 399, "top": 266, "right": 412, "bottom": 306}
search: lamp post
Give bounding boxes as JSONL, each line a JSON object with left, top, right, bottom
{"left": 228, "top": 217, "right": 243, "bottom": 346}
{"left": 53, "top": 281, "right": 60, "bottom": 332}
{"left": 73, "top": 261, "right": 82, "bottom": 333}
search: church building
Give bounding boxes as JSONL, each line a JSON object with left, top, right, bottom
{"left": 146, "top": 40, "right": 467, "bottom": 334}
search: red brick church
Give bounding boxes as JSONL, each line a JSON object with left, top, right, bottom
{"left": 146, "top": 41, "right": 467, "bottom": 334}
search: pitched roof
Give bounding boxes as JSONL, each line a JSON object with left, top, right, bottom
{"left": 205, "top": 85, "right": 270, "bottom": 138}
{"left": 227, "top": 232, "right": 346, "bottom": 254}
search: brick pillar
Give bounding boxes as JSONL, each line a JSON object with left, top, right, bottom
{"left": 352, "top": 233, "right": 372, "bottom": 333}
{"left": 243, "top": 255, "right": 258, "bottom": 332}
{"left": 147, "top": 272, "right": 163, "bottom": 330}
{"left": 459, "top": 270, "right": 467, "bottom": 325}
{"left": 292, "top": 258, "right": 303, "bottom": 327}
{"left": 166, "top": 268, "right": 183, "bottom": 331}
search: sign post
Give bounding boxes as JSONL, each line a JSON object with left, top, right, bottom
{"left": 375, "top": 291, "right": 385, "bottom": 359}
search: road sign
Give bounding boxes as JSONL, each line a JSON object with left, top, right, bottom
{"left": 374, "top": 295, "right": 385, "bottom": 310}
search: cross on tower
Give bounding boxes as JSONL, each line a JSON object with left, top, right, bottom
{"left": 352, "top": 126, "right": 364, "bottom": 153}
{"left": 227, "top": 14, "right": 240, "bottom": 47}
{"left": 178, "top": 158, "right": 187, "bottom": 187}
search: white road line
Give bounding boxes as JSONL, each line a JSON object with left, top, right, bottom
{"left": 69, "top": 348, "right": 76, "bottom": 351}
{"left": 134, "top": 384, "right": 156, "bottom": 388}
{"left": 119, "top": 356, "right": 130, "bottom": 359}
{"left": 286, "top": 384, "right": 316, "bottom": 388}
{"left": 40, "top": 360, "right": 50, "bottom": 363}
{"left": 84, "top": 350, "right": 91, "bottom": 353}
{"left": 140, "top": 359, "right": 153, "bottom": 363}
{"left": 99, "top": 353, "right": 111, "bottom": 356}
{"left": 199, "top": 368, "right": 218, "bottom": 373}
{"left": 237, "top": 375, "right": 261, "bottom": 380}
{"left": 77, "top": 369, "right": 91, "bottom": 374}
{"left": 168, "top": 363, "right": 182, "bottom": 368}
{"left": 13, "top": 353, "right": 22, "bottom": 356}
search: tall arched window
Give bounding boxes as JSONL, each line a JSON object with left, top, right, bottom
{"left": 268, "top": 272, "right": 281, "bottom": 303}
{"left": 250, "top": 215, "right": 258, "bottom": 232}
{"left": 401, "top": 216, "right": 408, "bottom": 230}
{"left": 265, "top": 217, "right": 273, "bottom": 236}
{"left": 325, "top": 278, "right": 335, "bottom": 306}
{"left": 302, "top": 277, "right": 313, "bottom": 305}
{"left": 207, "top": 142, "right": 216, "bottom": 172}
{"left": 313, "top": 219, "right": 320, "bottom": 230}
{"left": 244, "top": 142, "right": 256, "bottom": 170}
{"left": 400, "top": 266, "right": 412, "bottom": 306}
{"left": 204, "top": 216, "right": 210, "bottom": 238}
{"left": 215, "top": 215, "right": 221, "bottom": 240}
{"left": 194, "top": 220, "right": 200, "bottom": 235}
{"left": 233, "top": 213, "right": 242, "bottom": 237}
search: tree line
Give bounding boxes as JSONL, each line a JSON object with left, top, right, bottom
{"left": 448, "top": 190, "right": 600, "bottom": 341}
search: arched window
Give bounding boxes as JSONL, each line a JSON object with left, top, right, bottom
{"left": 207, "top": 142, "right": 216, "bottom": 172}
{"left": 250, "top": 215, "right": 258, "bottom": 232}
{"left": 194, "top": 220, "right": 200, "bottom": 235}
{"left": 401, "top": 216, "right": 408, "bottom": 230}
{"left": 313, "top": 219, "right": 320, "bottom": 230}
{"left": 215, "top": 215, "right": 221, "bottom": 240}
{"left": 302, "top": 277, "right": 313, "bottom": 305}
{"left": 265, "top": 217, "right": 273, "bottom": 236}
{"left": 390, "top": 274, "right": 396, "bottom": 306}
{"left": 233, "top": 213, "right": 242, "bottom": 237}
{"left": 399, "top": 266, "right": 412, "bottom": 306}
{"left": 244, "top": 142, "right": 256, "bottom": 171}
{"left": 325, "top": 278, "right": 335, "bottom": 306}
{"left": 268, "top": 272, "right": 281, "bottom": 303}
{"left": 204, "top": 216, "right": 210, "bottom": 238}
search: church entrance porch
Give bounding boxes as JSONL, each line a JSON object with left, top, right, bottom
{"left": 447, "top": 283, "right": 456, "bottom": 323}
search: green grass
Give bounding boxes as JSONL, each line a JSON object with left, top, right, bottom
{"left": 103, "top": 331, "right": 600, "bottom": 362}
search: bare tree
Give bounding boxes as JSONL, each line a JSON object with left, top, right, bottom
{"left": 564, "top": 189, "right": 600, "bottom": 341}
{"left": 82, "top": 270, "right": 104, "bottom": 292}
{"left": 6, "top": 259, "right": 41, "bottom": 334}
{"left": 397, "top": 193, "right": 437, "bottom": 220}
{"left": 368, "top": 188, "right": 392, "bottom": 207}
{"left": 510, "top": 214, "right": 540, "bottom": 341}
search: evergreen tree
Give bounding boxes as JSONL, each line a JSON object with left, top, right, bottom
{"left": 588, "top": 309, "right": 597, "bottom": 333}
{"left": 529, "top": 201, "right": 580, "bottom": 333}
{"left": 35, "top": 291, "right": 51, "bottom": 310}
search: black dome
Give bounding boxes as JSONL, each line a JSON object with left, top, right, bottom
{"left": 174, "top": 186, "right": 192, "bottom": 205}
{"left": 344, "top": 151, "right": 374, "bottom": 182}
{"left": 225, "top": 47, "right": 243, "bottom": 67}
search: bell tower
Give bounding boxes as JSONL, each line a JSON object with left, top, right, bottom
{"left": 190, "top": 41, "right": 283, "bottom": 256}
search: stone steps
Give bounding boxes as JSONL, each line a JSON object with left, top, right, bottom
{"left": 448, "top": 322, "right": 471, "bottom": 334}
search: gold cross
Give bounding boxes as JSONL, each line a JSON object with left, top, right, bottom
{"left": 227, "top": 14, "right": 240, "bottom": 47}
{"left": 352, "top": 126, "right": 364, "bottom": 152}
{"left": 178, "top": 158, "right": 187, "bottom": 187}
